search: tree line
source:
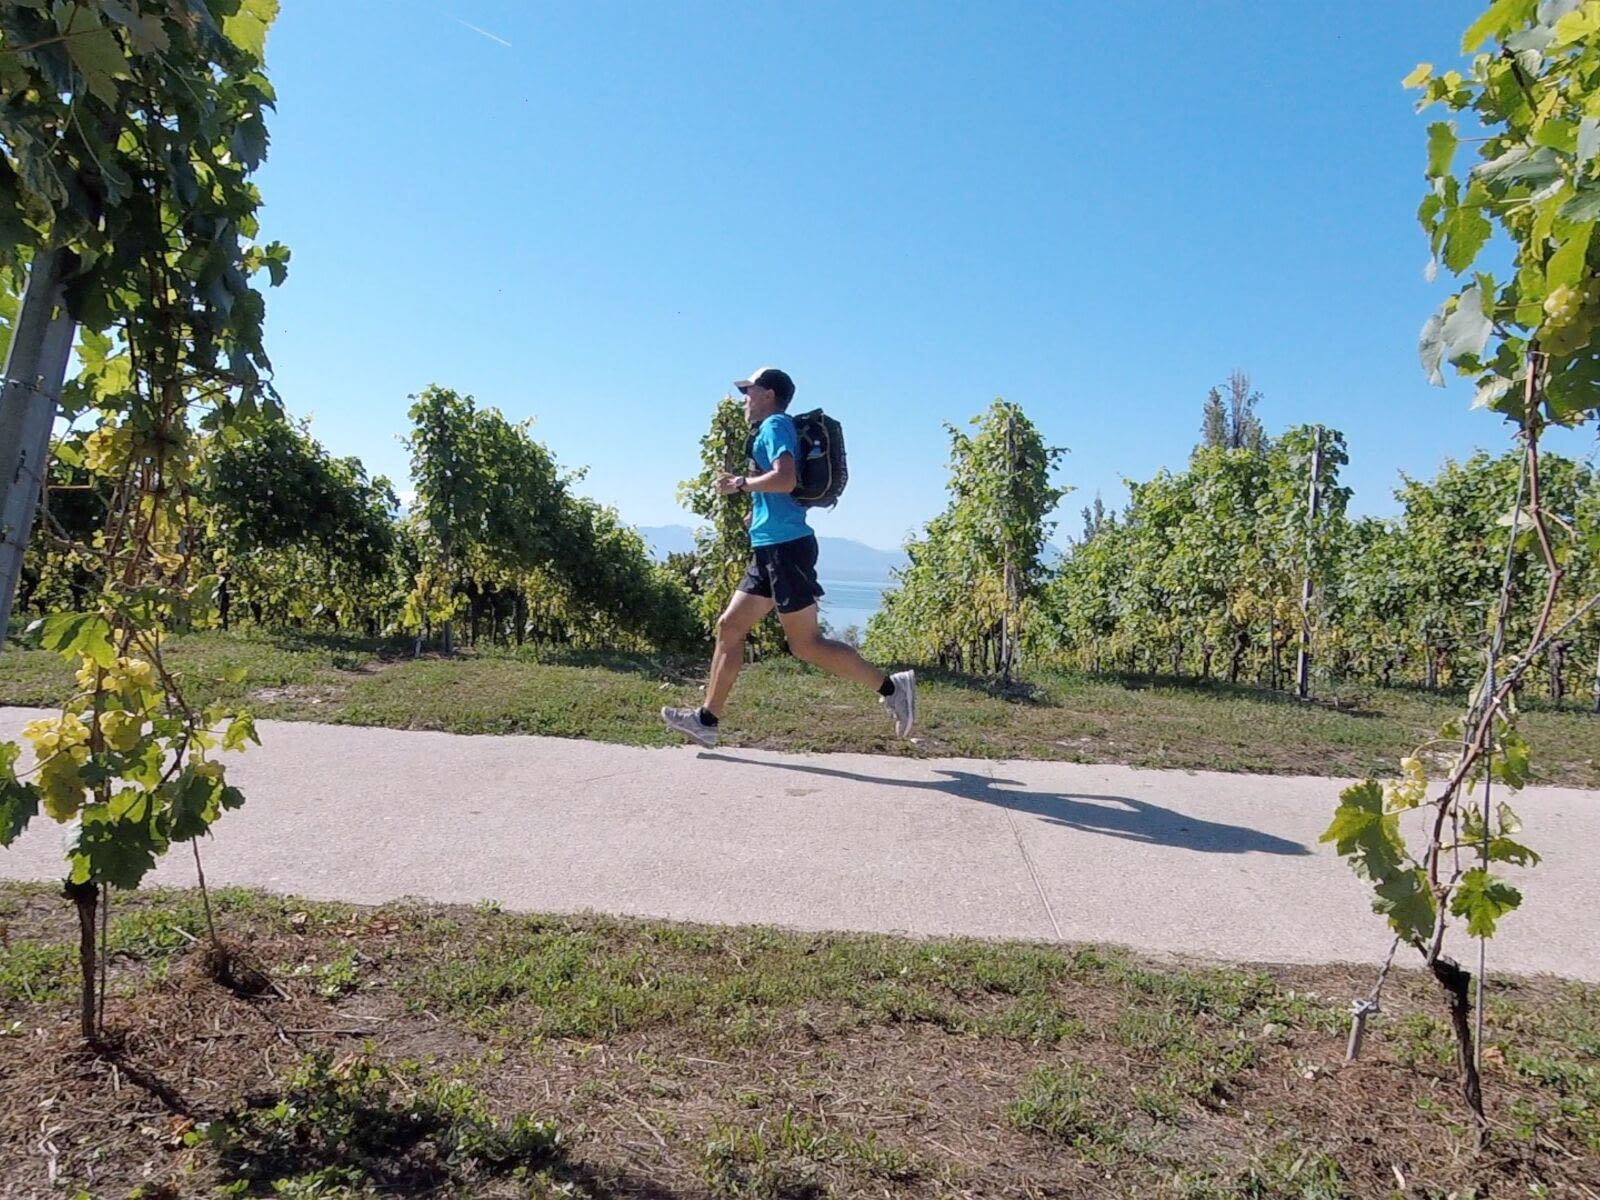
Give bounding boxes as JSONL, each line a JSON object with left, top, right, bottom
{"left": 863, "top": 379, "right": 1600, "bottom": 704}
{"left": 21, "top": 386, "right": 702, "bottom": 656}
{"left": 23, "top": 373, "right": 1595, "bottom": 705}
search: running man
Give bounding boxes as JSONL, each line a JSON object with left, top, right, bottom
{"left": 662, "top": 366, "right": 915, "bottom": 748}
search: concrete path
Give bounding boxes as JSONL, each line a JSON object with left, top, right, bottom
{"left": 1, "top": 707, "right": 1596, "bottom": 980}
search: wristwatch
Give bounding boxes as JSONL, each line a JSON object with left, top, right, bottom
{"left": 735, "top": 475, "right": 747, "bottom": 492}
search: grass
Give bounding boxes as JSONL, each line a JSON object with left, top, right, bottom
{"left": 203, "top": 1051, "right": 563, "bottom": 1196}
{"left": 1007, "top": 1062, "right": 1122, "bottom": 1145}
{"left": 702, "top": 1111, "right": 920, "bottom": 1196}
{"left": 403, "top": 917, "right": 1103, "bottom": 1044}
{"left": 5, "top": 627, "right": 1599, "bottom": 782}
{"left": 2, "top": 883, "right": 1598, "bottom": 1198}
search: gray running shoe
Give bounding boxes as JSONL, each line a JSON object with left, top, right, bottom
{"left": 662, "top": 706, "right": 719, "bottom": 748}
{"left": 881, "top": 670, "right": 917, "bottom": 738}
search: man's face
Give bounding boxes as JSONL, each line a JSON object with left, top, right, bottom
{"left": 740, "top": 384, "right": 775, "bottom": 425}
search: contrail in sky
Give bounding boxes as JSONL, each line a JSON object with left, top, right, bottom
{"left": 455, "top": 18, "right": 512, "bottom": 48}
{"left": 397, "top": 2, "right": 514, "bottom": 50}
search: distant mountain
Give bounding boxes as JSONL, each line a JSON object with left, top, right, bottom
{"left": 636, "top": 524, "right": 698, "bottom": 558}
{"left": 816, "top": 537, "right": 908, "bottom": 582}
{"left": 636, "top": 524, "right": 907, "bottom": 583}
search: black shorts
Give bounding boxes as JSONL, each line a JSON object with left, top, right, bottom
{"left": 739, "top": 535, "right": 825, "bottom": 614}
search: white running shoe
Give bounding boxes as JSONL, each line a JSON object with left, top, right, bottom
{"left": 881, "top": 670, "right": 917, "bottom": 738}
{"left": 661, "top": 706, "right": 719, "bottom": 748}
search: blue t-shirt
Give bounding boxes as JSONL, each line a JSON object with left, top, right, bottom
{"left": 749, "top": 413, "right": 812, "bottom": 547}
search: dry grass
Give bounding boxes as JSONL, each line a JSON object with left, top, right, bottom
{"left": 1, "top": 883, "right": 1596, "bottom": 1198}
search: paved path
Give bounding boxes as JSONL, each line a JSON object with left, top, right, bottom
{"left": 1, "top": 707, "right": 1596, "bottom": 980}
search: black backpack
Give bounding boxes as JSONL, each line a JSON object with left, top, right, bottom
{"left": 791, "top": 409, "right": 848, "bottom": 508}
{"left": 746, "top": 410, "right": 849, "bottom": 509}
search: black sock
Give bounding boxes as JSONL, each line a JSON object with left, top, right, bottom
{"left": 698, "top": 707, "right": 720, "bottom": 727}
{"left": 877, "top": 678, "right": 895, "bottom": 698}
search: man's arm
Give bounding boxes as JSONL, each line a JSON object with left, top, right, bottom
{"left": 717, "top": 453, "right": 795, "bottom": 495}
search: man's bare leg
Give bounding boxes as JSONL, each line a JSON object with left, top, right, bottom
{"left": 778, "top": 604, "right": 887, "bottom": 688}
{"left": 705, "top": 590, "right": 775, "bottom": 717}
{"left": 778, "top": 604, "right": 917, "bottom": 736}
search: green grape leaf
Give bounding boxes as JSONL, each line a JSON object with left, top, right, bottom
{"left": 221, "top": 0, "right": 279, "bottom": 62}
{"left": 1491, "top": 730, "right": 1532, "bottom": 789}
{"left": 1552, "top": 3, "right": 1600, "bottom": 46}
{"left": 78, "top": 761, "right": 113, "bottom": 787}
{"left": 180, "top": 575, "right": 223, "bottom": 627}
{"left": 1428, "top": 122, "right": 1459, "bottom": 177}
{"left": 1420, "top": 311, "right": 1448, "bottom": 385}
{"left": 1450, "top": 868, "right": 1522, "bottom": 937}
{"left": 1558, "top": 187, "right": 1600, "bottom": 222}
{"left": 1497, "top": 801, "right": 1523, "bottom": 836}
{"left": 1543, "top": 349, "right": 1600, "bottom": 420}
{"left": 1403, "top": 63, "right": 1433, "bottom": 88}
{"left": 1462, "top": 0, "right": 1535, "bottom": 52}
{"left": 1485, "top": 836, "right": 1541, "bottom": 867}
{"left": 1534, "top": 119, "right": 1578, "bottom": 154}
{"left": 261, "top": 241, "right": 291, "bottom": 287}
{"left": 1533, "top": 186, "right": 1563, "bottom": 250}
{"left": 97, "top": 1, "right": 171, "bottom": 54}
{"left": 0, "top": 743, "right": 39, "bottom": 846}
{"left": 74, "top": 328, "right": 112, "bottom": 368}
{"left": 229, "top": 114, "right": 269, "bottom": 170}
{"left": 221, "top": 715, "right": 259, "bottom": 751}
{"left": 1546, "top": 223, "right": 1593, "bottom": 290}
{"left": 1441, "top": 207, "right": 1493, "bottom": 274}
{"left": 0, "top": 782, "right": 38, "bottom": 846}
{"left": 1418, "top": 191, "right": 1445, "bottom": 233}
{"left": 1322, "top": 781, "right": 1407, "bottom": 882}
{"left": 124, "top": 740, "right": 165, "bottom": 789}
{"left": 1514, "top": 262, "right": 1549, "bottom": 324}
{"left": 106, "top": 787, "right": 151, "bottom": 822}
{"left": 167, "top": 153, "right": 201, "bottom": 208}
{"left": 1441, "top": 285, "right": 1493, "bottom": 362}
{"left": 1579, "top": 116, "right": 1600, "bottom": 168}
{"left": 65, "top": 24, "right": 127, "bottom": 105}
{"left": 1473, "top": 144, "right": 1563, "bottom": 188}
{"left": 70, "top": 799, "right": 168, "bottom": 889}
{"left": 165, "top": 772, "right": 221, "bottom": 842}
{"left": 1374, "top": 867, "right": 1436, "bottom": 945}
{"left": 33, "top": 612, "right": 116, "bottom": 668}
{"left": 1473, "top": 376, "right": 1513, "bottom": 409}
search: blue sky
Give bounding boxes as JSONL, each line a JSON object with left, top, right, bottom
{"left": 254, "top": 1, "right": 1596, "bottom": 551}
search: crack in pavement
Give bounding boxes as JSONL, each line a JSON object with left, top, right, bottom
{"left": 990, "top": 762, "right": 1064, "bottom": 941}
{"left": 569, "top": 765, "right": 654, "bottom": 788}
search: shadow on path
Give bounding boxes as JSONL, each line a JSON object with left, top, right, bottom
{"left": 699, "top": 754, "right": 1309, "bottom": 857}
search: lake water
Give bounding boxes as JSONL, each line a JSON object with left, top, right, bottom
{"left": 818, "top": 578, "right": 890, "bottom": 636}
